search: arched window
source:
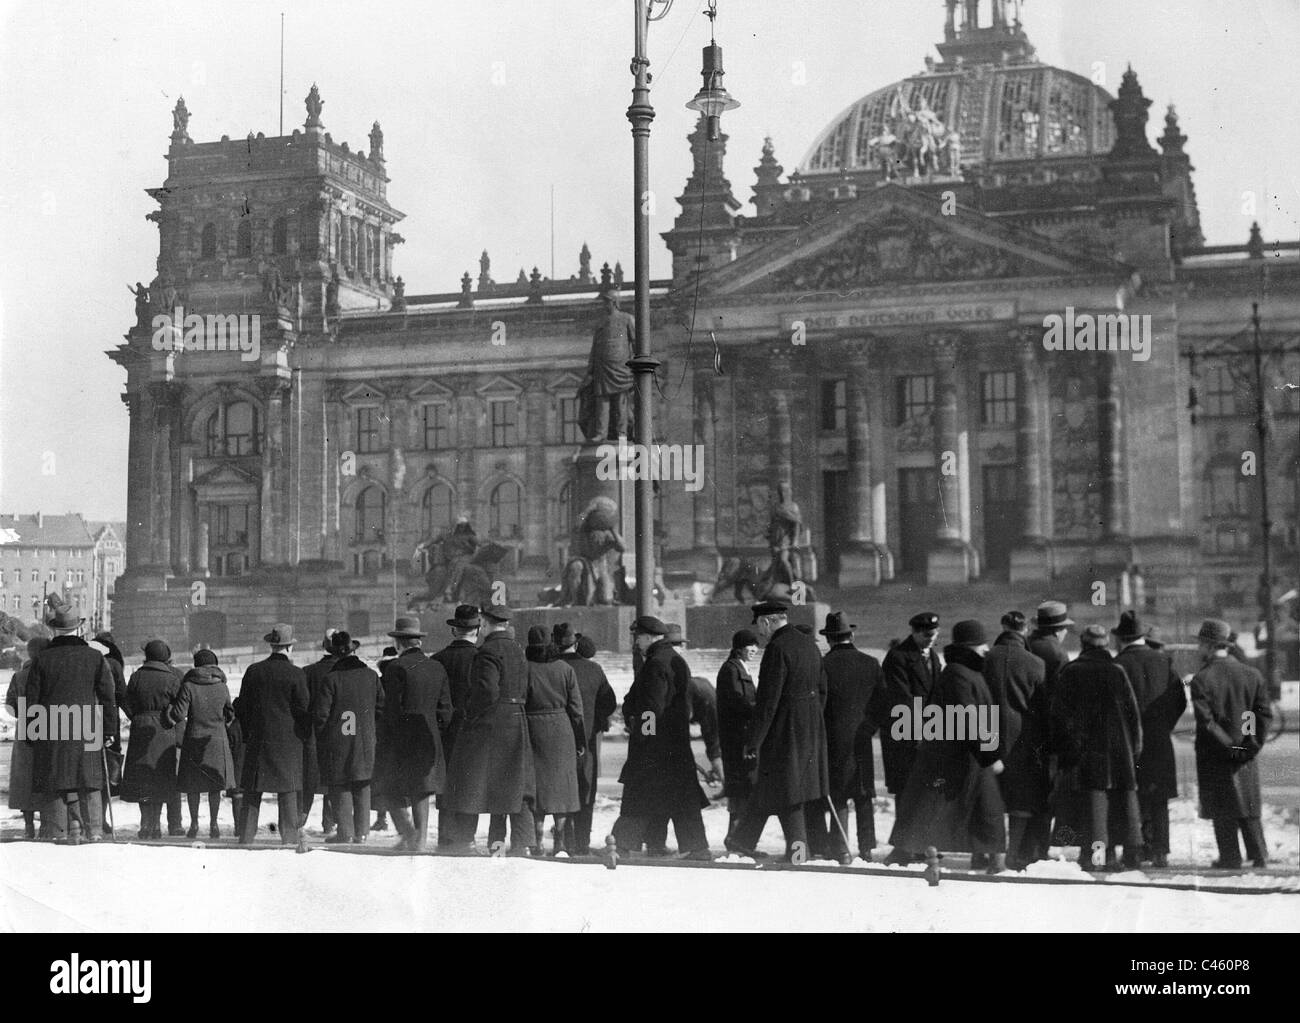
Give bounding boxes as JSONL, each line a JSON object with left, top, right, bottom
{"left": 205, "top": 401, "right": 260, "bottom": 457}
{"left": 200, "top": 223, "right": 217, "bottom": 258}
{"left": 236, "top": 219, "right": 252, "bottom": 256}
{"left": 421, "top": 483, "right": 453, "bottom": 538}
{"left": 355, "top": 486, "right": 387, "bottom": 543}
{"left": 489, "top": 480, "right": 521, "bottom": 539}
{"left": 272, "top": 217, "right": 288, "bottom": 255}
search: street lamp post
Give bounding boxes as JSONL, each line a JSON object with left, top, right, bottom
{"left": 1250, "top": 302, "right": 1279, "bottom": 695}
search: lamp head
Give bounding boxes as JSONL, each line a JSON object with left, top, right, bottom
{"left": 686, "top": 43, "right": 739, "bottom": 140}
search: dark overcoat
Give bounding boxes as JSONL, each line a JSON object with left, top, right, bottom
{"left": 432, "top": 638, "right": 479, "bottom": 757}
{"left": 880, "top": 635, "right": 942, "bottom": 794}
{"left": 618, "top": 638, "right": 708, "bottom": 817}
{"left": 121, "top": 661, "right": 183, "bottom": 802}
{"left": 169, "top": 664, "right": 236, "bottom": 792}
{"left": 1028, "top": 631, "right": 1070, "bottom": 688}
{"left": 443, "top": 631, "right": 535, "bottom": 814}
{"left": 822, "top": 642, "right": 888, "bottom": 802}
{"left": 301, "top": 653, "right": 336, "bottom": 797}
{"left": 312, "top": 654, "right": 383, "bottom": 787}
{"left": 25, "top": 636, "right": 115, "bottom": 793}
{"left": 1191, "top": 655, "right": 1271, "bottom": 820}
{"left": 1114, "top": 640, "right": 1186, "bottom": 800}
{"left": 1051, "top": 646, "right": 1142, "bottom": 792}
{"left": 526, "top": 654, "right": 585, "bottom": 814}
{"left": 716, "top": 654, "right": 757, "bottom": 799}
{"left": 6, "top": 664, "right": 37, "bottom": 810}
{"left": 237, "top": 652, "right": 310, "bottom": 793}
{"left": 558, "top": 651, "right": 616, "bottom": 806}
{"left": 748, "top": 624, "right": 829, "bottom": 811}
{"left": 382, "top": 648, "right": 452, "bottom": 797}
{"left": 690, "top": 676, "right": 722, "bottom": 763}
{"left": 983, "top": 631, "right": 1050, "bottom": 814}
{"left": 889, "top": 645, "right": 1006, "bottom": 855}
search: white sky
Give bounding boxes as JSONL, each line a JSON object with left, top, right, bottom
{"left": 1, "top": 0, "right": 1297, "bottom": 522}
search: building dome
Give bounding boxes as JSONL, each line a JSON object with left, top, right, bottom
{"left": 798, "top": 10, "right": 1115, "bottom": 177}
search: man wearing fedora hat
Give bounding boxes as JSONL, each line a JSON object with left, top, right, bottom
{"left": 552, "top": 622, "right": 616, "bottom": 855}
{"left": 314, "top": 630, "right": 386, "bottom": 844}
{"left": 811, "top": 611, "right": 889, "bottom": 864}
{"left": 1190, "top": 618, "right": 1271, "bottom": 869}
{"left": 1028, "top": 600, "right": 1074, "bottom": 689}
{"left": 237, "top": 624, "right": 311, "bottom": 845}
{"left": 442, "top": 604, "right": 536, "bottom": 854}
{"left": 432, "top": 605, "right": 481, "bottom": 849}
{"left": 1112, "top": 610, "right": 1187, "bottom": 867}
{"left": 609, "top": 616, "right": 710, "bottom": 859}
{"left": 301, "top": 629, "right": 351, "bottom": 838}
{"left": 727, "top": 600, "right": 829, "bottom": 863}
{"left": 880, "top": 611, "right": 943, "bottom": 839}
{"left": 23, "top": 601, "right": 116, "bottom": 845}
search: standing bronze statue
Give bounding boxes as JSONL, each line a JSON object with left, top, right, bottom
{"left": 577, "top": 291, "right": 636, "bottom": 443}
{"left": 767, "top": 482, "right": 803, "bottom": 588}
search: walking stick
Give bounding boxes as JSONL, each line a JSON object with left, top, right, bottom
{"left": 101, "top": 743, "right": 117, "bottom": 842}
{"left": 825, "top": 795, "right": 853, "bottom": 859}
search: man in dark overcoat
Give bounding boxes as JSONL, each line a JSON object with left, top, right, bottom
{"left": 1028, "top": 601, "right": 1074, "bottom": 689}
{"left": 1051, "top": 624, "right": 1143, "bottom": 870}
{"left": 717, "top": 628, "right": 759, "bottom": 849}
{"left": 314, "top": 630, "right": 385, "bottom": 844}
{"left": 1112, "top": 610, "right": 1187, "bottom": 867}
{"left": 442, "top": 605, "right": 536, "bottom": 854}
{"left": 432, "top": 604, "right": 481, "bottom": 849}
{"left": 609, "top": 616, "right": 710, "bottom": 859}
{"left": 553, "top": 623, "right": 616, "bottom": 854}
{"left": 381, "top": 616, "right": 452, "bottom": 852}
{"left": 237, "top": 623, "right": 311, "bottom": 846}
{"left": 880, "top": 611, "right": 942, "bottom": 859}
{"left": 810, "top": 611, "right": 889, "bottom": 865}
{"left": 24, "top": 603, "right": 115, "bottom": 845}
{"left": 728, "top": 600, "right": 829, "bottom": 863}
{"left": 1190, "top": 618, "right": 1272, "bottom": 868}
{"left": 121, "top": 639, "right": 183, "bottom": 839}
{"left": 302, "top": 629, "right": 343, "bottom": 836}
{"left": 983, "top": 610, "right": 1050, "bottom": 869}
{"left": 889, "top": 620, "right": 1007, "bottom": 872}
{"left": 91, "top": 630, "right": 127, "bottom": 837}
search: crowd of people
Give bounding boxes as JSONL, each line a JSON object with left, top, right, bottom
{"left": 5, "top": 593, "right": 1276, "bottom": 872}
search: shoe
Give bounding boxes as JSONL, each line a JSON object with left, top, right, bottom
{"left": 84, "top": 832, "right": 103, "bottom": 844}
{"left": 838, "top": 853, "right": 854, "bottom": 866}
{"left": 1251, "top": 858, "right": 1268, "bottom": 869}
{"left": 210, "top": 824, "right": 221, "bottom": 840}
{"left": 970, "top": 852, "right": 990, "bottom": 870}
{"left": 352, "top": 835, "right": 367, "bottom": 845}
{"left": 325, "top": 833, "right": 352, "bottom": 844}
{"left": 168, "top": 826, "right": 187, "bottom": 837}
{"left": 24, "top": 822, "right": 36, "bottom": 840}
{"left": 674, "top": 849, "right": 713, "bottom": 862}
{"left": 985, "top": 853, "right": 1007, "bottom": 875}
{"left": 323, "top": 825, "right": 338, "bottom": 839}
{"left": 372, "top": 816, "right": 389, "bottom": 832}
{"left": 187, "top": 823, "right": 199, "bottom": 840}
{"left": 1210, "top": 859, "right": 1243, "bottom": 870}
{"left": 883, "top": 850, "right": 914, "bottom": 866}
{"left": 644, "top": 846, "right": 670, "bottom": 858}
{"left": 1151, "top": 853, "right": 1168, "bottom": 868}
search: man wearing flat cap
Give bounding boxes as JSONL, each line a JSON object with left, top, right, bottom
{"left": 1112, "top": 610, "right": 1186, "bottom": 867}
{"left": 727, "top": 600, "right": 829, "bottom": 862}
{"left": 880, "top": 611, "right": 942, "bottom": 847}
{"left": 442, "top": 604, "right": 536, "bottom": 854}
{"left": 1190, "top": 618, "right": 1271, "bottom": 868}
{"left": 237, "top": 623, "right": 311, "bottom": 845}
{"left": 609, "top": 616, "right": 710, "bottom": 859}
{"left": 433, "top": 604, "right": 482, "bottom": 849}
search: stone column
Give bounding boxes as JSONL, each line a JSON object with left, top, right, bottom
{"left": 768, "top": 348, "right": 794, "bottom": 487}
{"left": 147, "top": 381, "right": 175, "bottom": 571}
{"left": 195, "top": 521, "right": 210, "bottom": 576}
{"left": 839, "top": 339, "right": 883, "bottom": 585}
{"left": 122, "top": 389, "right": 153, "bottom": 574}
{"left": 926, "top": 335, "right": 974, "bottom": 583}
{"left": 1010, "top": 335, "right": 1051, "bottom": 582}
{"left": 259, "top": 375, "right": 291, "bottom": 566}
{"left": 691, "top": 362, "right": 718, "bottom": 556}
{"left": 521, "top": 380, "right": 549, "bottom": 575}
{"left": 453, "top": 380, "right": 478, "bottom": 523}
{"left": 1098, "top": 354, "right": 1126, "bottom": 542}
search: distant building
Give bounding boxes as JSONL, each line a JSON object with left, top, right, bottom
{"left": 0, "top": 513, "right": 124, "bottom": 631}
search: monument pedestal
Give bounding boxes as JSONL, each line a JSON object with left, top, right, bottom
{"left": 687, "top": 601, "right": 831, "bottom": 650}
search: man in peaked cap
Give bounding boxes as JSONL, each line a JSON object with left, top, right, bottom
{"left": 432, "top": 604, "right": 481, "bottom": 849}
{"left": 880, "top": 611, "right": 942, "bottom": 857}
{"left": 1112, "top": 610, "right": 1186, "bottom": 867}
{"left": 1190, "top": 618, "right": 1271, "bottom": 868}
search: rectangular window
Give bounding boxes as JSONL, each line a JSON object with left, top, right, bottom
{"left": 356, "top": 406, "right": 383, "bottom": 453}
{"left": 213, "top": 505, "right": 250, "bottom": 545}
{"left": 1202, "top": 364, "right": 1236, "bottom": 417}
{"left": 896, "top": 375, "right": 935, "bottom": 425}
{"left": 490, "top": 399, "right": 518, "bottom": 448}
{"left": 47, "top": 570, "right": 56, "bottom": 584}
{"left": 981, "top": 371, "right": 1017, "bottom": 425}
{"left": 422, "top": 403, "right": 449, "bottom": 450}
{"left": 821, "top": 379, "right": 846, "bottom": 433}
{"left": 0, "top": 569, "right": 5, "bottom": 585}
{"left": 560, "top": 396, "right": 581, "bottom": 445}
{"left": 31, "top": 570, "right": 38, "bottom": 583}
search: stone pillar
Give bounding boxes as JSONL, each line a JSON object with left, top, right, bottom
{"left": 174, "top": 443, "right": 193, "bottom": 576}
{"left": 521, "top": 381, "right": 549, "bottom": 575}
{"left": 926, "top": 335, "right": 974, "bottom": 583}
{"left": 691, "top": 363, "right": 718, "bottom": 556}
{"left": 123, "top": 390, "right": 153, "bottom": 574}
{"left": 195, "top": 521, "right": 210, "bottom": 576}
{"left": 453, "top": 381, "right": 478, "bottom": 522}
{"left": 839, "top": 339, "right": 884, "bottom": 586}
{"left": 147, "top": 381, "right": 175, "bottom": 571}
{"left": 768, "top": 349, "right": 794, "bottom": 487}
{"left": 259, "top": 376, "right": 291, "bottom": 566}
{"left": 1010, "top": 335, "right": 1051, "bottom": 582}
{"left": 1098, "top": 355, "right": 1126, "bottom": 541}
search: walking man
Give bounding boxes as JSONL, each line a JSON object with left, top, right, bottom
{"left": 433, "top": 604, "right": 481, "bottom": 848}
{"left": 302, "top": 629, "right": 343, "bottom": 837}
{"left": 552, "top": 624, "right": 616, "bottom": 854}
{"left": 880, "top": 611, "right": 942, "bottom": 853}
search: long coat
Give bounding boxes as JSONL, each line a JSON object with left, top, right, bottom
{"left": 823, "top": 642, "right": 888, "bottom": 802}
{"left": 558, "top": 651, "right": 616, "bottom": 806}
{"left": 749, "top": 624, "right": 829, "bottom": 811}
{"left": 889, "top": 645, "right": 1006, "bottom": 855}
{"left": 618, "top": 638, "right": 708, "bottom": 817}
{"left": 983, "top": 631, "right": 1049, "bottom": 814}
{"left": 382, "top": 648, "right": 452, "bottom": 797}
{"left": 121, "top": 661, "right": 183, "bottom": 803}
{"left": 1051, "top": 646, "right": 1142, "bottom": 792}
{"left": 237, "top": 652, "right": 310, "bottom": 793}
{"left": 432, "top": 638, "right": 479, "bottom": 758}
{"left": 880, "top": 635, "right": 942, "bottom": 794}
{"left": 312, "top": 654, "right": 384, "bottom": 787}
{"left": 690, "top": 676, "right": 722, "bottom": 763}
{"left": 716, "top": 654, "right": 757, "bottom": 800}
{"left": 169, "top": 665, "right": 236, "bottom": 792}
{"left": 1191, "top": 654, "right": 1270, "bottom": 820}
{"left": 1028, "top": 631, "right": 1070, "bottom": 688}
{"left": 6, "top": 664, "right": 37, "bottom": 810}
{"left": 443, "top": 631, "right": 535, "bottom": 815}
{"left": 24, "top": 636, "right": 116, "bottom": 794}
{"left": 301, "top": 653, "right": 337, "bottom": 797}
{"left": 1114, "top": 640, "right": 1186, "bottom": 800}
{"left": 526, "top": 654, "right": 585, "bottom": 814}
